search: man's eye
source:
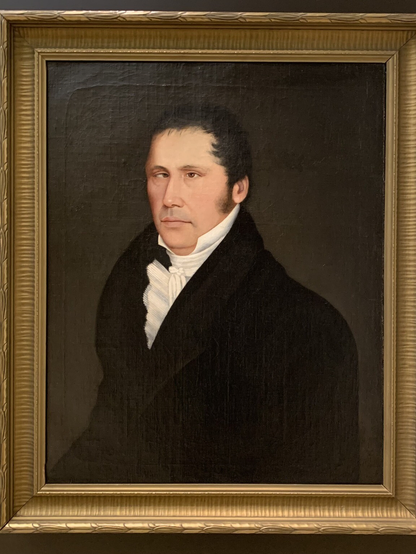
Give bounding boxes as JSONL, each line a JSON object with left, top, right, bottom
{"left": 186, "top": 172, "right": 198, "bottom": 178}
{"left": 155, "top": 173, "right": 168, "bottom": 178}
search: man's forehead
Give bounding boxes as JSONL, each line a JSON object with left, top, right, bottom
{"left": 147, "top": 127, "right": 219, "bottom": 164}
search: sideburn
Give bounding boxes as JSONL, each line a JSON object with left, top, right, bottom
{"left": 217, "top": 187, "right": 235, "bottom": 214}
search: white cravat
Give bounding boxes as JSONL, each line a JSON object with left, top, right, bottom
{"left": 143, "top": 204, "right": 240, "bottom": 348}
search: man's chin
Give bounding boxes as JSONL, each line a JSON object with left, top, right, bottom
{"left": 159, "top": 232, "right": 197, "bottom": 256}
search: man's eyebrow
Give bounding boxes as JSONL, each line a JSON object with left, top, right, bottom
{"left": 180, "top": 164, "right": 209, "bottom": 171}
{"left": 148, "top": 165, "right": 168, "bottom": 171}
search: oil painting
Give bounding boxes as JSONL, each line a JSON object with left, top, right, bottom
{"left": 45, "top": 61, "right": 385, "bottom": 485}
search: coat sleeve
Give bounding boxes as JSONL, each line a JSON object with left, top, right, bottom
{"left": 47, "top": 241, "right": 144, "bottom": 484}
{"left": 252, "top": 293, "right": 360, "bottom": 484}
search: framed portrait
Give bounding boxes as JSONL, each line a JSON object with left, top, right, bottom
{"left": 0, "top": 10, "right": 416, "bottom": 534}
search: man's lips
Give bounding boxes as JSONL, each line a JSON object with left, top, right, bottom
{"left": 160, "top": 216, "right": 191, "bottom": 227}
{"left": 161, "top": 217, "right": 190, "bottom": 222}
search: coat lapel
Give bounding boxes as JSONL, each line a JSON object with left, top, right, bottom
{"left": 138, "top": 209, "right": 265, "bottom": 411}
{"left": 120, "top": 224, "right": 171, "bottom": 350}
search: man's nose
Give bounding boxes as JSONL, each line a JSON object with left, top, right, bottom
{"left": 163, "top": 175, "right": 184, "bottom": 208}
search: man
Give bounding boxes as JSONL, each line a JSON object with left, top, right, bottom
{"left": 49, "top": 105, "right": 360, "bottom": 484}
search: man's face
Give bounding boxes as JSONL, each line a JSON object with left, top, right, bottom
{"left": 146, "top": 128, "right": 247, "bottom": 256}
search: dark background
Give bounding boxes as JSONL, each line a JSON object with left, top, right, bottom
{"left": 46, "top": 61, "right": 385, "bottom": 483}
{"left": 2, "top": 1, "right": 416, "bottom": 553}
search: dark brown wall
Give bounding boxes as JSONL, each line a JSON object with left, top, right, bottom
{"left": 1, "top": 0, "right": 415, "bottom": 552}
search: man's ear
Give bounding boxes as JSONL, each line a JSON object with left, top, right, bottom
{"left": 232, "top": 176, "right": 249, "bottom": 204}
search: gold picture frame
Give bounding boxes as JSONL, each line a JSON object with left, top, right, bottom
{"left": 0, "top": 10, "right": 416, "bottom": 534}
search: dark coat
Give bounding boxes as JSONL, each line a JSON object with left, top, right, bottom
{"left": 48, "top": 208, "right": 360, "bottom": 484}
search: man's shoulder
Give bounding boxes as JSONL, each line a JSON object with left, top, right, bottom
{"left": 106, "top": 223, "right": 157, "bottom": 280}
{"left": 235, "top": 249, "right": 357, "bottom": 358}
{"left": 96, "top": 222, "right": 157, "bottom": 316}
{"left": 119, "top": 222, "right": 158, "bottom": 264}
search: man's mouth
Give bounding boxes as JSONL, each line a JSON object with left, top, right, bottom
{"left": 160, "top": 216, "right": 191, "bottom": 227}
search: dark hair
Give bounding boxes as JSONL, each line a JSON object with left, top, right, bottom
{"left": 150, "top": 104, "right": 252, "bottom": 190}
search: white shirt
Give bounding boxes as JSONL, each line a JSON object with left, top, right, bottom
{"left": 143, "top": 204, "right": 240, "bottom": 348}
